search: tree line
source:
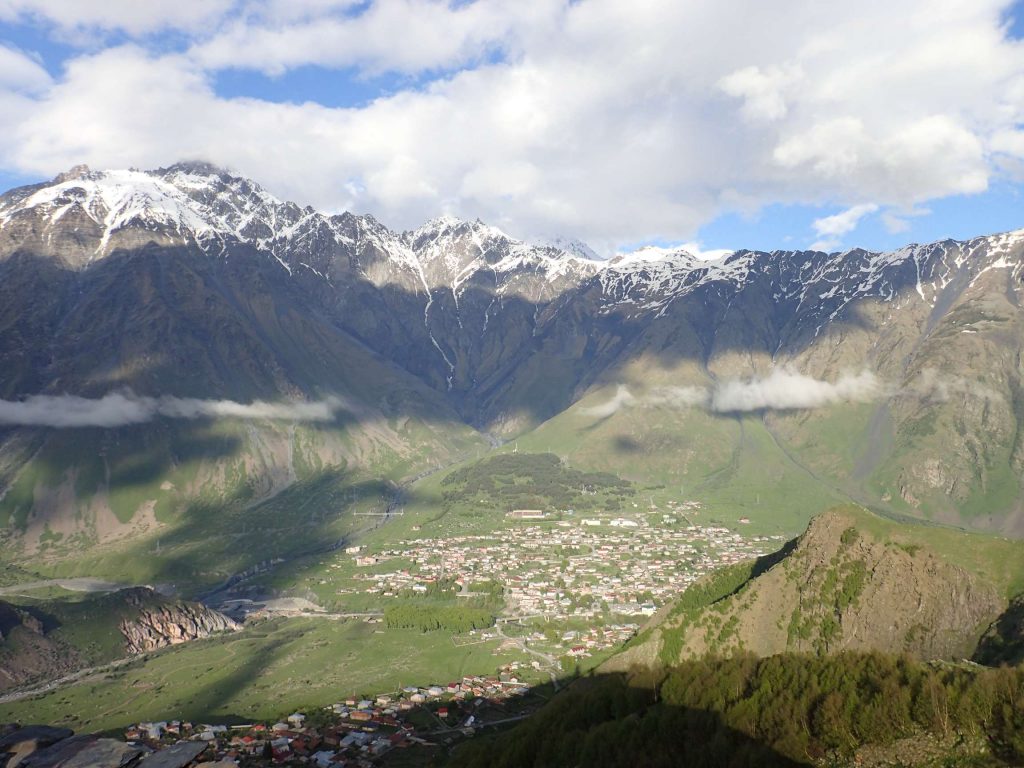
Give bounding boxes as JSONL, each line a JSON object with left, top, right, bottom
{"left": 384, "top": 603, "right": 495, "bottom": 633}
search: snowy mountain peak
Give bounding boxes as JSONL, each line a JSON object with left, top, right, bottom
{"left": 53, "top": 164, "right": 93, "bottom": 184}
{"left": 158, "top": 160, "right": 232, "bottom": 178}
{"left": 609, "top": 245, "right": 700, "bottom": 268}
{"left": 3, "top": 166, "right": 1024, "bottom": 323}
{"left": 415, "top": 214, "right": 466, "bottom": 232}
{"left": 532, "top": 235, "right": 603, "bottom": 262}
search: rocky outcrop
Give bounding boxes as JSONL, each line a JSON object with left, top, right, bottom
{"left": 19, "top": 734, "right": 143, "bottom": 768}
{"left": 118, "top": 589, "right": 239, "bottom": 654}
{"left": 0, "top": 725, "right": 74, "bottom": 768}
{"left": 606, "top": 507, "right": 1009, "bottom": 672}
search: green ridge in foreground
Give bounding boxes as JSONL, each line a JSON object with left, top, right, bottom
{"left": 448, "top": 653, "right": 1024, "bottom": 768}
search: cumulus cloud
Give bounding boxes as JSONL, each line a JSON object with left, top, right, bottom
{"left": 0, "top": 45, "right": 51, "bottom": 93}
{"left": 0, "top": 393, "right": 346, "bottom": 428}
{"left": 0, "top": 1, "right": 1023, "bottom": 248}
{"left": 718, "top": 64, "right": 802, "bottom": 122}
{"left": 191, "top": 0, "right": 560, "bottom": 77}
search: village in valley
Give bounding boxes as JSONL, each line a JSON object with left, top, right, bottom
{"left": 3, "top": 671, "right": 542, "bottom": 768}
{"left": 115, "top": 671, "right": 542, "bottom": 768}
{"left": 0, "top": 451, "right": 785, "bottom": 768}
{"left": 24, "top": 496, "right": 784, "bottom": 768}
{"left": 68, "top": 503, "right": 779, "bottom": 766}
{"left": 338, "top": 502, "right": 777, "bottom": 661}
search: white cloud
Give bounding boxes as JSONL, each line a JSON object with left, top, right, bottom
{"left": 583, "top": 370, "right": 881, "bottom": 417}
{"left": 0, "top": 45, "right": 51, "bottom": 92}
{"left": 581, "top": 385, "right": 636, "bottom": 418}
{"left": 813, "top": 203, "right": 879, "bottom": 238}
{"left": 583, "top": 367, "right": 1006, "bottom": 419}
{"left": 881, "top": 205, "right": 930, "bottom": 234}
{"left": 0, "top": 0, "right": 235, "bottom": 36}
{"left": 719, "top": 65, "right": 802, "bottom": 122}
{"left": 1, "top": 0, "right": 1023, "bottom": 247}
{"left": 809, "top": 202, "right": 879, "bottom": 250}
{"left": 908, "top": 369, "right": 1003, "bottom": 403}
{"left": 645, "top": 386, "right": 711, "bottom": 409}
{"left": 711, "top": 370, "right": 883, "bottom": 412}
{"left": 0, "top": 393, "right": 346, "bottom": 428}
{"left": 583, "top": 363, "right": 1014, "bottom": 424}
{"left": 191, "top": 1, "right": 562, "bottom": 77}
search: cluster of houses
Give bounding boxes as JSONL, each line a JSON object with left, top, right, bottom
{"left": 112, "top": 673, "right": 534, "bottom": 767}
{"left": 345, "top": 508, "right": 776, "bottom": 638}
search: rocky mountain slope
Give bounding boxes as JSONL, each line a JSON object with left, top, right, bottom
{"left": 605, "top": 506, "right": 1024, "bottom": 671}
{"left": 2, "top": 163, "right": 1024, "bottom": 569}
{"left": 0, "top": 587, "right": 237, "bottom": 693}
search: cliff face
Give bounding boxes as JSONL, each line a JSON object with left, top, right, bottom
{"left": 118, "top": 588, "right": 239, "bottom": 654}
{"left": 606, "top": 508, "right": 1011, "bottom": 672}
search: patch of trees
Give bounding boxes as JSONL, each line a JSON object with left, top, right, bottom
{"left": 669, "top": 560, "right": 757, "bottom": 617}
{"left": 440, "top": 453, "right": 635, "bottom": 515}
{"left": 384, "top": 603, "right": 495, "bottom": 633}
{"left": 450, "top": 652, "right": 1024, "bottom": 767}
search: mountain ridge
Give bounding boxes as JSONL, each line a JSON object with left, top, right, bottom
{"left": 2, "top": 164, "right": 1024, "bottom": 571}
{"left": 602, "top": 506, "right": 1023, "bottom": 673}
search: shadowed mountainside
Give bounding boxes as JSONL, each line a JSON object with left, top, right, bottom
{"left": 2, "top": 165, "right": 1024, "bottom": 573}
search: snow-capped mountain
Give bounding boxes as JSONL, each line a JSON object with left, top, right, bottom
{"left": 0, "top": 163, "right": 602, "bottom": 296}
{"left": 4, "top": 163, "right": 1024, "bottom": 535}
{"left": 5, "top": 163, "right": 1021, "bottom": 336}
{"left": 594, "top": 232, "right": 1024, "bottom": 327}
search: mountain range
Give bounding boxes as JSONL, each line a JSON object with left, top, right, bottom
{"left": 2, "top": 162, "right": 1024, "bottom": 579}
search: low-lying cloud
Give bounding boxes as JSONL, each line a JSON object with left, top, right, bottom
{"left": 0, "top": 393, "right": 346, "bottom": 428}
{"left": 581, "top": 386, "right": 638, "bottom": 418}
{"left": 911, "top": 368, "right": 1003, "bottom": 404}
{"left": 584, "top": 367, "right": 1004, "bottom": 419}
{"left": 584, "top": 369, "right": 883, "bottom": 417}
{"left": 711, "top": 369, "right": 882, "bottom": 412}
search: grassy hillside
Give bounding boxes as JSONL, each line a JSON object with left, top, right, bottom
{"left": 513, "top": 383, "right": 846, "bottom": 537}
{"left": 0, "top": 587, "right": 235, "bottom": 693}
{"left": 609, "top": 506, "right": 1024, "bottom": 671}
{"left": 0, "top": 410, "right": 487, "bottom": 593}
{"left": 0, "top": 615, "right": 528, "bottom": 733}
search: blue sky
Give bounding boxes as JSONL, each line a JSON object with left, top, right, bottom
{"left": 1, "top": 0, "right": 1024, "bottom": 256}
